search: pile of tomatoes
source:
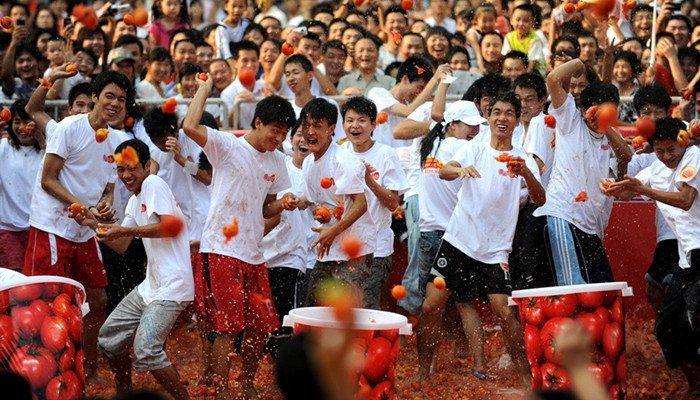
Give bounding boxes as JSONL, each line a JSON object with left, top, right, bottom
{"left": 1, "top": 281, "right": 85, "bottom": 400}
{"left": 517, "top": 290, "right": 625, "bottom": 399}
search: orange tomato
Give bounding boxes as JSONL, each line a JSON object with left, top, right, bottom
{"left": 281, "top": 42, "right": 295, "bottom": 56}
{"left": 401, "top": 0, "right": 414, "bottom": 9}
{"left": 391, "top": 31, "right": 402, "bottom": 44}
{"left": 377, "top": 111, "right": 388, "bottom": 124}
{"left": 223, "top": 218, "right": 239, "bottom": 244}
{"left": 691, "top": 125, "right": 700, "bottom": 137}
{"left": 342, "top": 235, "right": 362, "bottom": 258}
{"left": 123, "top": 14, "right": 135, "bottom": 26}
{"left": 575, "top": 1, "right": 589, "bottom": 11}
{"left": 65, "top": 64, "right": 77, "bottom": 73}
{"left": 597, "top": 103, "right": 618, "bottom": 132}
{"left": 563, "top": 3, "right": 575, "bottom": 13}
{"left": 197, "top": 72, "right": 208, "bottom": 81}
{"left": 353, "top": 0, "right": 364, "bottom": 5}
{"left": 124, "top": 116, "right": 134, "bottom": 128}
{"left": 391, "top": 285, "right": 407, "bottom": 300}
{"left": 585, "top": 106, "right": 598, "bottom": 122}
{"left": 132, "top": 8, "right": 149, "bottom": 27}
{"left": 677, "top": 130, "right": 691, "bottom": 147}
{"left": 72, "top": 5, "right": 98, "bottom": 30}
{"left": 116, "top": 146, "right": 139, "bottom": 167}
{"left": 433, "top": 277, "right": 446, "bottom": 290}
{"left": 39, "top": 78, "right": 51, "bottom": 89}
{"left": 494, "top": 152, "right": 513, "bottom": 162}
{"left": 544, "top": 115, "right": 556, "bottom": 129}
{"left": 0, "top": 108, "right": 11, "bottom": 122}
{"left": 0, "top": 16, "right": 11, "bottom": 29}
{"left": 160, "top": 215, "right": 184, "bottom": 237}
{"left": 591, "top": 0, "right": 615, "bottom": 18}
{"left": 635, "top": 118, "right": 656, "bottom": 138}
{"left": 333, "top": 206, "right": 344, "bottom": 220}
{"left": 238, "top": 69, "right": 256, "bottom": 88}
{"left": 574, "top": 191, "right": 589, "bottom": 202}
{"left": 320, "top": 176, "right": 334, "bottom": 189}
{"left": 162, "top": 98, "right": 177, "bottom": 114}
{"left": 69, "top": 203, "right": 83, "bottom": 215}
{"left": 631, "top": 136, "right": 645, "bottom": 150}
{"left": 315, "top": 207, "right": 331, "bottom": 223}
{"left": 95, "top": 128, "right": 109, "bottom": 143}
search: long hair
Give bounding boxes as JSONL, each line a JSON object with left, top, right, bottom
{"left": 420, "top": 121, "right": 447, "bottom": 168}
{"left": 6, "top": 100, "right": 41, "bottom": 152}
{"left": 152, "top": 0, "right": 191, "bottom": 25}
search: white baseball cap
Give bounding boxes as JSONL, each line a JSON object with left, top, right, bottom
{"left": 443, "top": 101, "right": 486, "bottom": 126}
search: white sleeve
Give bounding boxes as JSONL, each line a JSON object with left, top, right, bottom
{"left": 549, "top": 94, "right": 580, "bottom": 137}
{"left": 143, "top": 177, "right": 178, "bottom": 219}
{"left": 528, "top": 38, "right": 544, "bottom": 64}
{"left": 334, "top": 154, "right": 366, "bottom": 196}
{"left": 202, "top": 126, "right": 235, "bottom": 167}
{"left": 378, "top": 150, "right": 410, "bottom": 194}
{"left": 215, "top": 25, "right": 232, "bottom": 59}
{"left": 368, "top": 87, "right": 399, "bottom": 112}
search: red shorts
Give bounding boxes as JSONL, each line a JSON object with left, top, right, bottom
{"left": 23, "top": 227, "right": 108, "bottom": 288}
{"left": 194, "top": 253, "right": 279, "bottom": 333}
{"left": 0, "top": 229, "right": 30, "bottom": 271}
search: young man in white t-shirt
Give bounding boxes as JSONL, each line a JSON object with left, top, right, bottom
{"left": 183, "top": 75, "right": 299, "bottom": 399}
{"left": 416, "top": 92, "right": 545, "bottom": 389}
{"left": 340, "top": 96, "right": 410, "bottom": 309}
{"left": 23, "top": 71, "right": 133, "bottom": 384}
{"left": 534, "top": 58, "right": 633, "bottom": 286}
{"left": 607, "top": 118, "right": 700, "bottom": 394}
{"left": 298, "top": 98, "right": 377, "bottom": 306}
{"left": 72, "top": 139, "right": 193, "bottom": 400}
{"left": 220, "top": 40, "right": 267, "bottom": 129}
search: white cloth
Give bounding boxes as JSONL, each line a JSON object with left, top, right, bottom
{"left": 122, "top": 175, "right": 194, "bottom": 303}
{"left": 279, "top": 75, "right": 324, "bottom": 98}
{"left": 523, "top": 113, "right": 556, "bottom": 189}
{"left": 443, "top": 141, "right": 541, "bottom": 264}
{"left": 220, "top": 78, "right": 266, "bottom": 129}
{"left": 378, "top": 46, "right": 402, "bottom": 70}
{"left": 341, "top": 142, "right": 409, "bottom": 257}
{"left": 473, "top": 123, "right": 526, "bottom": 148}
{"left": 200, "top": 127, "right": 290, "bottom": 264}
{"left": 0, "top": 140, "right": 43, "bottom": 231}
{"left": 136, "top": 80, "right": 165, "bottom": 99}
{"left": 418, "top": 137, "right": 469, "bottom": 232}
{"left": 302, "top": 142, "right": 377, "bottom": 261}
{"left": 425, "top": 16, "right": 457, "bottom": 33}
{"left": 290, "top": 97, "right": 346, "bottom": 141}
{"left": 533, "top": 94, "right": 617, "bottom": 238}
{"left": 367, "top": 87, "right": 414, "bottom": 150}
{"left": 404, "top": 102, "right": 434, "bottom": 199}
{"left": 285, "top": 156, "right": 318, "bottom": 270}
{"left": 627, "top": 152, "right": 676, "bottom": 243}
{"left": 29, "top": 114, "right": 127, "bottom": 242}
{"left": 215, "top": 19, "right": 251, "bottom": 59}
{"left": 174, "top": 94, "right": 222, "bottom": 124}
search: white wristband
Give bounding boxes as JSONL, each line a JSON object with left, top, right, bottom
{"left": 184, "top": 160, "right": 199, "bottom": 176}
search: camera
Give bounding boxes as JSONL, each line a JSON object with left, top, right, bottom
{"left": 109, "top": 2, "right": 131, "bottom": 18}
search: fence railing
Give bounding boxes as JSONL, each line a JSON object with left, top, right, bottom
{"left": 0, "top": 96, "right": 682, "bottom": 130}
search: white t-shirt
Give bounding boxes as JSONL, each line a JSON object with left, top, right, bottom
{"left": 443, "top": 141, "right": 541, "bottom": 264}
{"left": 523, "top": 113, "right": 556, "bottom": 189}
{"left": 149, "top": 130, "right": 210, "bottom": 241}
{"left": 286, "top": 156, "right": 319, "bottom": 270}
{"left": 122, "top": 175, "right": 194, "bottom": 303}
{"left": 0, "top": 140, "right": 44, "bottom": 231}
{"left": 302, "top": 142, "right": 377, "bottom": 261}
{"left": 627, "top": 152, "right": 675, "bottom": 243}
{"left": 367, "top": 88, "right": 414, "bottom": 150}
{"left": 29, "top": 114, "right": 127, "bottom": 242}
{"left": 404, "top": 102, "right": 434, "bottom": 199}
{"left": 220, "top": 78, "right": 266, "bottom": 129}
{"left": 342, "top": 141, "right": 409, "bottom": 257}
{"left": 473, "top": 122, "right": 526, "bottom": 149}
{"left": 261, "top": 185, "right": 307, "bottom": 272}
{"left": 215, "top": 19, "right": 251, "bottom": 59}
{"left": 418, "top": 136, "right": 469, "bottom": 232}
{"left": 279, "top": 75, "right": 323, "bottom": 99}
{"left": 201, "top": 127, "right": 291, "bottom": 264}
{"left": 533, "top": 95, "right": 617, "bottom": 238}
{"left": 135, "top": 80, "right": 165, "bottom": 100}
{"left": 425, "top": 16, "right": 457, "bottom": 33}
{"left": 174, "top": 94, "right": 221, "bottom": 124}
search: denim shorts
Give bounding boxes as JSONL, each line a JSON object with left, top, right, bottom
{"left": 98, "top": 288, "right": 190, "bottom": 371}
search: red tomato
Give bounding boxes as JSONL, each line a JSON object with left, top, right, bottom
{"left": 594, "top": 306, "right": 611, "bottom": 324}
{"left": 576, "top": 312, "right": 605, "bottom": 344}
{"left": 523, "top": 324, "right": 543, "bottom": 364}
{"left": 66, "top": 306, "right": 82, "bottom": 344}
{"left": 363, "top": 337, "right": 392, "bottom": 383}
{"left": 0, "top": 290, "right": 9, "bottom": 314}
{"left": 602, "top": 290, "right": 617, "bottom": 306}
{"left": 390, "top": 286, "right": 406, "bottom": 301}
{"left": 11, "top": 284, "right": 43, "bottom": 302}
{"left": 357, "top": 375, "right": 371, "bottom": 399}
{"left": 281, "top": 42, "right": 294, "bottom": 56}
{"left": 577, "top": 291, "right": 604, "bottom": 309}
{"left": 342, "top": 235, "right": 362, "bottom": 259}
{"left": 608, "top": 383, "right": 625, "bottom": 400}
{"left": 161, "top": 98, "right": 177, "bottom": 114}
{"left": 0, "top": 315, "right": 17, "bottom": 361}
{"left": 160, "top": 215, "right": 184, "bottom": 237}
{"left": 635, "top": 118, "right": 656, "bottom": 139}
{"left": 387, "top": 363, "right": 395, "bottom": 384}
{"left": 379, "top": 328, "right": 399, "bottom": 345}
{"left": 589, "top": 354, "right": 614, "bottom": 387}
{"left": 542, "top": 294, "right": 578, "bottom": 318}
{"left": 541, "top": 362, "right": 571, "bottom": 390}
{"left": 611, "top": 297, "right": 623, "bottom": 323}
{"left": 563, "top": 3, "right": 575, "bottom": 13}
{"left": 75, "top": 350, "right": 84, "bottom": 384}
{"left": 59, "top": 339, "right": 76, "bottom": 372}
{"left": 603, "top": 322, "right": 623, "bottom": 361}
{"left": 45, "top": 371, "right": 83, "bottom": 400}
{"left": 42, "top": 283, "right": 62, "bottom": 299}
{"left": 400, "top": 0, "right": 413, "bottom": 9}
{"left": 30, "top": 299, "right": 51, "bottom": 318}
{"left": 523, "top": 298, "right": 546, "bottom": 328}
{"left": 41, "top": 316, "right": 69, "bottom": 353}
{"left": 369, "top": 380, "right": 392, "bottom": 400}
{"left": 12, "top": 305, "right": 46, "bottom": 339}
{"left": 238, "top": 69, "right": 256, "bottom": 88}
{"left": 9, "top": 344, "right": 58, "bottom": 388}
{"left": 52, "top": 294, "right": 72, "bottom": 319}
{"left": 616, "top": 352, "right": 626, "bottom": 382}
{"left": 531, "top": 364, "right": 542, "bottom": 390}
{"left": 540, "top": 317, "right": 571, "bottom": 364}
{"left": 132, "top": 8, "right": 149, "bottom": 27}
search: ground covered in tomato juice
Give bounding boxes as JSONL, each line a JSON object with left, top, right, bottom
{"left": 85, "top": 315, "right": 690, "bottom": 399}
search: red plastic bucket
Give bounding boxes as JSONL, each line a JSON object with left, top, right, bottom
{"left": 509, "top": 282, "right": 633, "bottom": 398}
{"left": 283, "top": 307, "right": 412, "bottom": 399}
{"left": 0, "top": 275, "right": 87, "bottom": 399}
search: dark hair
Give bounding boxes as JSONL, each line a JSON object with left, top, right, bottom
{"left": 513, "top": 72, "right": 547, "bottom": 100}
{"left": 347, "top": 9, "right": 367, "bottom": 24}
{"left": 341, "top": 23, "right": 366, "bottom": 38}
{"left": 9, "top": 2, "right": 29, "bottom": 18}
{"left": 341, "top": 96, "right": 377, "bottom": 122}
{"left": 365, "top": 10, "right": 379, "bottom": 25}
{"left": 244, "top": 23, "right": 268, "bottom": 40}
{"left": 580, "top": 81, "right": 619, "bottom": 109}
{"left": 200, "top": 110, "right": 219, "bottom": 130}
{"left": 577, "top": 29, "right": 597, "bottom": 44}
{"left": 92, "top": 70, "right": 133, "bottom": 99}
{"left": 655, "top": 31, "right": 675, "bottom": 44}
{"left": 7, "top": 100, "right": 38, "bottom": 151}
{"left": 252, "top": 95, "right": 297, "bottom": 129}
{"left": 179, "top": 63, "right": 203, "bottom": 82}
{"left": 300, "top": 32, "right": 323, "bottom": 48}
{"left": 13, "top": 44, "right": 42, "bottom": 64}
{"left": 694, "top": 79, "right": 700, "bottom": 96}
{"left": 384, "top": 61, "right": 402, "bottom": 76}
{"left": 77, "top": 27, "right": 109, "bottom": 63}
{"left": 114, "top": 34, "right": 144, "bottom": 54}
{"left": 489, "top": 91, "right": 522, "bottom": 119}
{"left": 152, "top": 0, "right": 190, "bottom": 25}
{"left": 261, "top": 38, "right": 281, "bottom": 51}
{"left": 148, "top": 46, "right": 172, "bottom": 62}
{"left": 300, "top": 98, "right": 337, "bottom": 127}
{"left": 231, "top": 40, "right": 260, "bottom": 59}
{"left": 662, "top": 15, "right": 691, "bottom": 32}
{"left": 648, "top": 117, "right": 686, "bottom": 147}
{"left": 311, "top": 2, "right": 334, "bottom": 17}
{"left": 30, "top": 28, "right": 57, "bottom": 49}
{"left": 633, "top": 85, "right": 672, "bottom": 114}
{"left": 470, "top": 73, "right": 512, "bottom": 102}
{"left": 68, "top": 82, "right": 93, "bottom": 107}
{"left": 420, "top": 120, "right": 451, "bottom": 167}
{"left": 260, "top": 16, "right": 282, "bottom": 27}
{"left": 285, "top": 54, "right": 314, "bottom": 72}
{"left": 452, "top": 32, "right": 466, "bottom": 46}
{"left": 512, "top": 3, "right": 536, "bottom": 19}
{"left": 401, "top": 32, "right": 425, "bottom": 45}
{"left": 144, "top": 108, "right": 179, "bottom": 140}
{"left": 504, "top": 50, "right": 528, "bottom": 67}
{"left": 396, "top": 56, "right": 434, "bottom": 83}
{"left": 447, "top": 46, "right": 470, "bottom": 66}
{"left": 75, "top": 47, "right": 99, "bottom": 66}
{"left": 356, "top": 34, "right": 382, "bottom": 51}
{"left": 384, "top": 5, "right": 408, "bottom": 19}
{"left": 457, "top": 8, "right": 474, "bottom": 22}
{"left": 551, "top": 35, "right": 581, "bottom": 57}
{"left": 480, "top": 30, "right": 503, "bottom": 45}
{"left": 168, "top": 27, "right": 195, "bottom": 49}
{"left": 630, "top": 4, "right": 653, "bottom": 23}
{"left": 678, "top": 47, "right": 700, "bottom": 65}
{"left": 115, "top": 139, "right": 150, "bottom": 168}
{"left": 426, "top": 26, "right": 452, "bottom": 43}
{"left": 305, "top": 20, "right": 329, "bottom": 35}
{"left": 328, "top": 18, "right": 348, "bottom": 32}
{"left": 322, "top": 40, "right": 347, "bottom": 56}
{"left": 202, "top": 24, "right": 219, "bottom": 39}
{"left": 559, "top": 20, "right": 584, "bottom": 37}
{"left": 621, "top": 37, "right": 645, "bottom": 51}
{"left": 613, "top": 50, "right": 642, "bottom": 76}
{"left": 577, "top": 62, "right": 600, "bottom": 85}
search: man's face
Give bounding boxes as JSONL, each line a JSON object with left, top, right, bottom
{"left": 93, "top": 83, "right": 127, "bottom": 126}
{"left": 477, "top": 94, "right": 493, "bottom": 117}
{"left": 329, "top": 22, "right": 347, "bottom": 41}
{"left": 10, "top": 5, "right": 27, "bottom": 23}
{"left": 322, "top": 48, "right": 346, "bottom": 75}
{"left": 637, "top": 104, "right": 668, "bottom": 120}
{"left": 502, "top": 57, "right": 526, "bottom": 81}
{"left": 569, "top": 74, "right": 590, "bottom": 106}
{"left": 402, "top": 78, "right": 427, "bottom": 103}
{"left": 450, "top": 51, "right": 470, "bottom": 71}
{"left": 118, "top": 160, "right": 148, "bottom": 194}
{"left": 151, "top": 132, "right": 177, "bottom": 153}
{"left": 343, "top": 109, "right": 376, "bottom": 148}
{"left": 110, "top": 60, "right": 135, "bottom": 81}
{"left": 74, "top": 51, "right": 96, "bottom": 77}
{"left": 488, "top": 100, "right": 519, "bottom": 139}
{"left": 301, "top": 116, "right": 335, "bottom": 156}
{"left": 354, "top": 38, "right": 378, "bottom": 71}
{"left": 578, "top": 37, "right": 597, "bottom": 63}
{"left": 298, "top": 38, "right": 321, "bottom": 62}
{"left": 261, "top": 18, "right": 282, "bottom": 39}
{"left": 679, "top": 56, "right": 698, "bottom": 82}
{"left": 68, "top": 94, "right": 92, "bottom": 115}
{"left": 15, "top": 52, "right": 37, "bottom": 81}
{"left": 341, "top": 28, "right": 363, "bottom": 57}
{"left": 122, "top": 44, "right": 144, "bottom": 75}
{"left": 173, "top": 41, "right": 196, "bottom": 69}
{"left": 209, "top": 61, "right": 233, "bottom": 91}
{"left": 260, "top": 41, "right": 280, "bottom": 70}
{"left": 314, "top": 12, "right": 333, "bottom": 27}
{"left": 386, "top": 12, "right": 408, "bottom": 35}
{"left": 632, "top": 10, "right": 653, "bottom": 40}
{"left": 284, "top": 62, "right": 312, "bottom": 94}
{"left": 653, "top": 139, "right": 685, "bottom": 169}
{"left": 181, "top": 74, "right": 198, "bottom": 98}
{"left": 554, "top": 39, "right": 576, "bottom": 55}
{"left": 235, "top": 49, "right": 259, "bottom": 75}
{"left": 621, "top": 40, "right": 643, "bottom": 61}
{"left": 114, "top": 21, "right": 136, "bottom": 42}
{"left": 430, "top": 0, "right": 449, "bottom": 18}
{"left": 666, "top": 19, "right": 690, "bottom": 48}
{"left": 196, "top": 45, "right": 214, "bottom": 71}
{"left": 399, "top": 35, "right": 425, "bottom": 60}
{"left": 515, "top": 86, "right": 543, "bottom": 124}
{"left": 426, "top": 34, "right": 449, "bottom": 60}
{"left": 481, "top": 35, "right": 503, "bottom": 63}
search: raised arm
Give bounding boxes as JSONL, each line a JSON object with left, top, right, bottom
{"left": 387, "top": 65, "right": 451, "bottom": 117}
{"left": 547, "top": 58, "right": 585, "bottom": 109}
{"left": 431, "top": 72, "right": 451, "bottom": 121}
{"left": 266, "top": 31, "right": 303, "bottom": 91}
{"left": 363, "top": 161, "right": 400, "bottom": 212}
{"left": 26, "top": 65, "right": 78, "bottom": 133}
{"left": 183, "top": 74, "right": 214, "bottom": 148}
{"left": 393, "top": 119, "right": 431, "bottom": 139}
{"left": 2, "top": 25, "right": 29, "bottom": 95}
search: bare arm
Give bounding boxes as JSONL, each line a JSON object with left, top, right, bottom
{"left": 2, "top": 26, "right": 29, "bottom": 94}
{"left": 264, "top": 214, "right": 282, "bottom": 236}
{"left": 363, "top": 162, "right": 400, "bottom": 212}
{"left": 608, "top": 175, "right": 698, "bottom": 211}
{"left": 508, "top": 157, "right": 546, "bottom": 206}
{"left": 430, "top": 73, "right": 451, "bottom": 121}
{"left": 263, "top": 192, "right": 299, "bottom": 219}
{"left": 387, "top": 65, "right": 451, "bottom": 117}
{"left": 393, "top": 119, "right": 431, "bottom": 139}
{"left": 182, "top": 75, "right": 214, "bottom": 148}
{"left": 439, "top": 160, "right": 481, "bottom": 181}
{"left": 657, "top": 38, "right": 689, "bottom": 92}
{"left": 547, "top": 58, "right": 585, "bottom": 109}
{"left": 310, "top": 191, "right": 367, "bottom": 258}
{"left": 314, "top": 63, "right": 339, "bottom": 96}
{"left": 266, "top": 31, "right": 302, "bottom": 91}
{"left": 605, "top": 128, "right": 633, "bottom": 163}
{"left": 26, "top": 65, "right": 78, "bottom": 133}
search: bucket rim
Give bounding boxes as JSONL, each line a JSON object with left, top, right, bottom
{"left": 283, "top": 307, "right": 412, "bottom": 334}
{"left": 0, "top": 275, "right": 86, "bottom": 303}
{"left": 509, "top": 282, "right": 632, "bottom": 300}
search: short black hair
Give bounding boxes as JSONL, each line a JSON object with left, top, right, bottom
{"left": 613, "top": 50, "right": 642, "bottom": 76}
{"left": 480, "top": 31, "right": 503, "bottom": 45}
{"left": 285, "top": 54, "right": 314, "bottom": 72}
{"left": 384, "top": 5, "right": 408, "bottom": 19}
{"left": 148, "top": 46, "right": 172, "bottom": 62}
{"left": 401, "top": 32, "right": 425, "bottom": 45}
{"left": 630, "top": 4, "right": 653, "bottom": 23}
{"left": 512, "top": 3, "right": 536, "bottom": 19}
{"left": 489, "top": 91, "right": 522, "bottom": 119}
{"left": 253, "top": 95, "right": 297, "bottom": 129}
{"left": 648, "top": 117, "right": 686, "bottom": 147}
{"left": 68, "top": 82, "right": 93, "bottom": 107}
{"left": 300, "top": 98, "right": 337, "bottom": 127}
{"left": 7, "top": 99, "right": 34, "bottom": 151}
{"left": 580, "top": 81, "right": 619, "bottom": 109}
{"left": 396, "top": 56, "right": 434, "bottom": 83}
{"left": 551, "top": 35, "right": 581, "bottom": 57}
{"left": 341, "top": 96, "right": 377, "bottom": 123}
{"left": 447, "top": 46, "right": 470, "bottom": 65}
{"left": 115, "top": 139, "right": 150, "bottom": 168}
{"left": 231, "top": 40, "right": 260, "bottom": 60}
{"left": 341, "top": 23, "right": 366, "bottom": 38}
{"left": 179, "top": 63, "right": 203, "bottom": 82}
{"left": 13, "top": 44, "right": 42, "bottom": 64}
{"left": 304, "top": 20, "right": 329, "bottom": 35}
{"left": 621, "top": 37, "right": 645, "bottom": 51}
{"left": 470, "top": 73, "right": 512, "bottom": 102}
{"left": 663, "top": 15, "right": 691, "bottom": 32}
{"left": 504, "top": 50, "right": 528, "bottom": 67}
{"left": 356, "top": 34, "right": 382, "bottom": 51}
{"left": 168, "top": 27, "right": 194, "bottom": 49}
{"left": 655, "top": 31, "right": 675, "bottom": 44}
{"left": 633, "top": 85, "right": 671, "bottom": 114}
{"left": 92, "top": 70, "right": 133, "bottom": 99}
{"left": 300, "top": 32, "right": 323, "bottom": 48}
{"left": 144, "top": 108, "right": 179, "bottom": 140}
{"left": 577, "top": 29, "right": 597, "bottom": 44}
{"left": 244, "top": 23, "right": 268, "bottom": 40}
{"left": 173, "top": 38, "right": 195, "bottom": 53}
{"left": 678, "top": 47, "right": 700, "bottom": 65}
{"left": 311, "top": 2, "right": 334, "bottom": 17}
{"left": 559, "top": 20, "right": 584, "bottom": 37}
{"left": 114, "top": 34, "right": 144, "bottom": 54}
{"left": 322, "top": 40, "right": 347, "bottom": 56}
{"left": 384, "top": 61, "right": 402, "bottom": 76}
{"left": 513, "top": 72, "right": 547, "bottom": 100}
{"left": 426, "top": 26, "right": 452, "bottom": 43}
{"left": 260, "top": 16, "right": 282, "bottom": 27}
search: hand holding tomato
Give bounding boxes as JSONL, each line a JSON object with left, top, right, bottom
{"left": 281, "top": 192, "right": 299, "bottom": 211}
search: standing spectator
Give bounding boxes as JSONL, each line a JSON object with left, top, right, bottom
{"left": 425, "top": 0, "right": 457, "bottom": 33}
{"left": 338, "top": 35, "right": 393, "bottom": 96}
{"left": 502, "top": 4, "right": 545, "bottom": 75}
{"left": 215, "top": 0, "right": 252, "bottom": 59}
{"left": 136, "top": 47, "right": 172, "bottom": 99}
{"left": 148, "top": 0, "right": 191, "bottom": 49}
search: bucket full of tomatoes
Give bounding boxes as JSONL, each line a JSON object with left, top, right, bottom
{"left": 508, "top": 282, "right": 633, "bottom": 399}
{"left": 283, "top": 307, "right": 412, "bottom": 400}
{"left": 0, "top": 275, "right": 87, "bottom": 400}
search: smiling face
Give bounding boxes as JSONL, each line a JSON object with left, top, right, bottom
{"left": 298, "top": 38, "right": 321, "bottom": 62}
{"left": 481, "top": 34, "right": 503, "bottom": 63}
{"left": 476, "top": 12, "right": 495, "bottom": 32}
{"left": 488, "top": 100, "right": 519, "bottom": 140}
{"left": 621, "top": 40, "right": 643, "bottom": 61}
{"left": 118, "top": 160, "right": 148, "bottom": 194}
{"left": 74, "top": 51, "right": 96, "bottom": 77}
{"left": 613, "top": 58, "right": 633, "bottom": 84}
{"left": 173, "top": 41, "right": 196, "bottom": 69}
{"left": 329, "top": 21, "right": 347, "bottom": 41}
{"left": 180, "top": 73, "right": 198, "bottom": 98}
{"left": 354, "top": 38, "right": 379, "bottom": 72}
{"left": 284, "top": 61, "right": 312, "bottom": 95}
{"left": 427, "top": 34, "right": 449, "bottom": 60}
{"left": 632, "top": 10, "right": 652, "bottom": 40}
{"left": 255, "top": 119, "right": 290, "bottom": 151}
{"left": 450, "top": 51, "right": 470, "bottom": 71}
{"left": 260, "top": 41, "right": 280, "bottom": 71}
{"left": 93, "top": 83, "right": 127, "bottom": 126}
{"left": 514, "top": 86, "right": 543, "bottom": 124}
{"left": 69, "top": 94, "right": 92, "bottom": 115}
{"left": 291, "top": 128, "right": 311, "bottom": 164}
{"left": 83, "top": 33, "right": 105, "bottom": 58}
{"left": 653, "top": 139, "right": 685, "bottom": 169}
{"left": 343, "top": 109, "right": 376, "bottom": 149}
{"left": 322, "top": 48, "right": 346, "bottom": 76}
{"left": 301, "top": 115, "right": 335, "bottom": 157}
{"left": 666, "top": 19, "right": 690, "bottom": 48}
{"left": 449, "top": 121, "right": 480, "bottom": 140}
{"left": 12, "top": 115, "right": 36, "bottom": 146}
{"left": 342, "top": 28, "right": 363, "bottom": 57}
{"left": 160, "top": 0, "right": 182, "bottom": 19}
{"left": 196, "top": 45, "right": 214, "bottom": 71}
{"left": 261, "top": 18, "right": 282, "bottom": 39}
{"left": 114, "top": 20, "right": 137, "bottom": 42}
{"left": 386, "top": 12, "right": 408, "bottom": 35}
{"left": 569, "top": 74, "right": 590, "bottom": 106}
{"left": 209, "top": 60, "right": 233, "bottom": 91}
{"left": 399, "top": 35, "right": 425, "bottom": 60}
{"left": 15, "top": 51, "right": 38, "bottom": 82}
{"left": 510, "top": 9, "right": 533, "bottom": 38}
{"left": 502, "top": 57, "right": 526, "bottom": 81}
{"left": 148, "top": 59, "right": 172, "bottom": 82}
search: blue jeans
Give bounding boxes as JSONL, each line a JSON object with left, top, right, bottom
{"left": 398, "top": 230, "right": 444, "bottom": 315}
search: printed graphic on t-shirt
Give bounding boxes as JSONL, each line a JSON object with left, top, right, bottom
{"left": 264, "top": 173, "right": 276, "bottom": 182}
{"left": 680, "top": 166, "right": 697, "bottom": 180}
{"left": 423, "top": 157, "right": 444, "bottom": 172}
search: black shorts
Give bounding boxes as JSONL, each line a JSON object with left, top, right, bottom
{"left": 509, "top": 202, "right": 554, "bottom": 290}
{"left": 430, "top": 239, "right": 512, "bottom": 303}
{"left": 645, "top": 239, "right": 679, "bottom": 289}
